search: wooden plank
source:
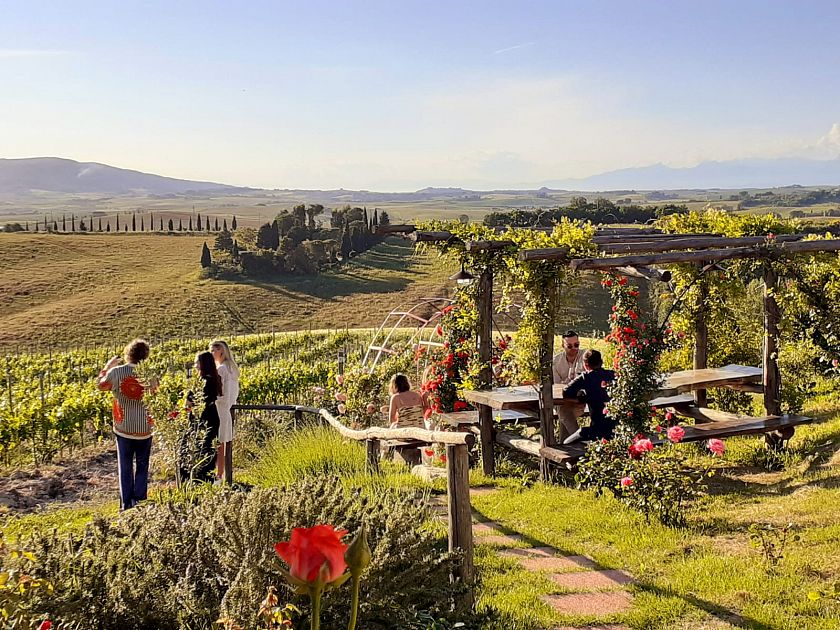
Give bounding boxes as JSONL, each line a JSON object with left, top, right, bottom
{"left": 659, "top": 365, "right": 763, "bottom": 396}
{"left": 668, "top": 414, "right": 812, "bottom": 443}
{"left": 647, "top": 393, "right": 696, "bottom": 408}
{"left": 597, "top": 234, "right": 804, "bottom": 254}
{"left": 439, "top": 409, "right": 537, "bottom": 427}
{"left": 476, "top": 267, "right": 495, "bottom": 476}
{"left": 495, "top": 431, "right": 542, "bottom": 456}
{"left": 677, "top": 406, "right": 762, "bottom": 424}
{"left": 539, "top": 444, "right": 588, "bottom": 466}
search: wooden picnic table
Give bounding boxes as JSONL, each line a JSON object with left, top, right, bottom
{"left": 462, "top": 364, "right": 763, "bottom": 411}
{"left": 461, "top": 364, "right": 764, "bottom": 441}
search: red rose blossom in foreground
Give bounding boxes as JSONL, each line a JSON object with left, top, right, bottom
{"left": 667, "top": 425, "right": 685, "bottom": 443}
{"left": 707, "top": 438, "right": 725, "bottom": 457}
{"left": 620, "top": 477, "right": 633, "bottom": 488}
{"left": 275, "top": 525, "right": 348, "bottom": 586}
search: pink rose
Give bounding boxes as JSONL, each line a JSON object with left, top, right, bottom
{"left": 366, "top": 403, "right": 376, "bottom": 414}
{"left": 312, "top": 386, "right": 325, "bottom": 395}
{"left": 620, "top": 477, "right": 633, "bottom": 488}
{"left": 335, "top": 392, "right": 347, "bottom": 402}
{"left": 635, "top": 438, "right": 654, "bottom": 453}
{"left": 707, "top": 438, "right": 725, "bottom": 456}
{"left": 336, "top": 374, "right": 345, "bottom": 386}
{"left": 665, "top": 411, "right": 674, "bottom": 422}
{"left": 833, "top": 358, "right": 839, "bottom": 368}
{"left": 667, "top": 426, "right": 685, "bottom": 443}
{"left": 337, "top": 403, "right": 346, "bottom": 414}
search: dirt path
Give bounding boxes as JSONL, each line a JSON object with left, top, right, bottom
{"left": 0, "top": 444, "right": 118, "bottom": 512}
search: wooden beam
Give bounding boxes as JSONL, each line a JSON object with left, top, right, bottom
{"left": 320, "top": 409, "right": 474, "bottom": 445}
{"left": 539, "top": 280, "right": 558, "bottom": 481}
{"left": 476, "top": 268, "right": 495, "bottom": 476}
{"left": 495, "top": 430, "right": 541, "bottom": 456}
{"left": 597, "top": 234, "right": 804, "bottom": 254}
{"left": 763, "top": 266, "right": 782, "bottom": 417}
{"left": 410, "top": 230, "right": 456, "bottom": 243}
{"left": 375, "top": 224, "right": 416, "bottom": 235}
{"left": 465, "top": 240, "right": 514, "bottom": 252}
{"left": 446, "top": 443, "right": 474, "bottom": 609}
{"left": 593, "top": 232, "right": 721, "bottom": 244}
{"left": 571, "top": 238, "right": 840, "bottom": 271}
{"left": 612, "top": 266, "right": 672, "bottom": 282}
{"left": 518, "top": 246, "right": 570, "bottom": 262}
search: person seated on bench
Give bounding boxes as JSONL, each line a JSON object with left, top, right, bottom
{"left": 552, "top": 330, "right": 586, "bottom": 386}
{"left": 380, "top": 373, "right": 426, "bottom": 466}
{"left": 562, "top": 350, "right": 616, "bottom": 445}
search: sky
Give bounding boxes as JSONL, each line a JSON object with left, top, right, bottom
{"left": 1, "top": 0, "right": 839, "bottom": 190}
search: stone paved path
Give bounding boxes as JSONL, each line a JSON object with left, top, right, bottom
{"left": 430, "top": 486, "right": 634, "bottom": 630}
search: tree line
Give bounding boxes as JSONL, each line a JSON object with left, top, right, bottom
{"left": 483, "top": 197, "right": 688, "bottom": 227}
{"left": 2, "top": 212, "right": 238, "bottom": 234}
{"left": 203, "top": 204, "right": 390, "bottom": 276}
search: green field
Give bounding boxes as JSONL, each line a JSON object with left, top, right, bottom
{"left": 0, "top": 233, "right": 457, "bottom": 350}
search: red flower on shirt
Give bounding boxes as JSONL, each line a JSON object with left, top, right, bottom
{"left": 119, "top": 376, "right": 145, "bottom": 401}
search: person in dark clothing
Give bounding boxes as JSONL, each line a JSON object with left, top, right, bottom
{"left": 562, "top": 349, "right": 616, "bottom": 444}
{"left": 178, "top": 352, "right": 222, "bottom": 484}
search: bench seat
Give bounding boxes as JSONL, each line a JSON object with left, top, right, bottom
{"left": 654, "top": 412, "right": 812, "bottom": 444}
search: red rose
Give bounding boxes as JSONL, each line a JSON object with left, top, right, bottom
{"left": 618, "top": 276, "right": 628, "bottom": 285}
{"left": 275, "top": 525, "right": 348, "bottom": 586}
{"left": 38, "top": 621, "right": 52, "bottom": 630}
{"left": 424, "top": 448, "right": 435, "bottom": 457}
{"left": 453, "top": 400, "right": 468, "bottom": 411}
{"left": 498, "top": 339, "right": 507, "bottom": 350}
{"left": 120, "top": 376, "right": 145, "bottom": 401}
{"left": 435, "top": 325, "right": 444, "bottom": 336}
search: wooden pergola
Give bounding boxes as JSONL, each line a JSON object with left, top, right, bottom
{"left": 377, "top": 223, "right": 840, "bottom": 476}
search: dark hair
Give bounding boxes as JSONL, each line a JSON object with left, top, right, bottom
{"left": 562, "top": 330, "right": 579, "bottom": 338}
{"left": 124, "top": 339, "right": 150, "bottom": 364}
{"left": 196, "top": 351, "right": 223, "bottom": 396}
{"left": 391, "top": 373, "right": 411, "bottom": 393}
{"left": 583, "top": 349, "right": 603, "bottom": 369}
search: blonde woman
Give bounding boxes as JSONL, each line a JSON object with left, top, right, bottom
{"left": 209, "top": 340, "right": 240, "bottom": 481}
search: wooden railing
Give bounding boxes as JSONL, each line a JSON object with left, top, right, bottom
{"left": 228, "top": 404, "right": 475, "bottom": 602}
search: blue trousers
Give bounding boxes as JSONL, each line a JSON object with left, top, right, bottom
{"left": 116, "top": 435, "right": 152, "bottom": 510}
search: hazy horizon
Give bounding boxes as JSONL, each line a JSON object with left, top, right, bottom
{"left": 2, "top": 1, "right": 840, "bottom": 190}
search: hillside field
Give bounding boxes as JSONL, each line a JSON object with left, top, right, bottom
{"left": 0, "top": 233, "right": 457, "bottom": 350}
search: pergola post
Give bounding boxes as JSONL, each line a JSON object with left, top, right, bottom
{"left": 539, "top": 279, "right": 558, "bottom": 481}
{"left": 694, "top": 263, "right": 708, "bottom": 407}
{"left": 476, "top": 267, "right": 495, "bottom": 476}
{"left": 763, "top": 265, "right": 782, "bottom": 417}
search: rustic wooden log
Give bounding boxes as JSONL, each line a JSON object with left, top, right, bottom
{"left": 539, "top": 281, "right": 558, "bottom": 481}
{"left": 319, "top": 409, "right": 475, "bottom": 445}
{"left": 763, "top": 266, "right": 782, "bottom": 417}
{"left": 612, "top": 266, "right": 672, "bottom": 282}
{"left": 597, "top": 234, "right": 804, "bottom": 254}
{"left": 517, "top": 246, "right": 570, "bottom": 262}
{"left": 592, "top": 232, "right": 719, "bottom": 243}
{"left": 366, "top": 439, "right": 380, "bottom": 473}
{"left": 571, "top": 239, "right": 840, "bottom": 271}
{"left": 374, "top": 224, "right": 416, "bottom": 235}
{"left": 465, "top": 240, "right": 514, "bottom": 251}
{"left": 446, "top": 443, "right": 474, "bottom": 609}
{"left": 409, "top": 230, "right": 456, "bottom": 243}
{"left": 495, "top": 430, "right": 541, "bottom": 456}
{"left": 694, "top": 262, "right": 709, "bottom": 408}
{"left": 476, "top": 267, "right": 496, "bottom": 476}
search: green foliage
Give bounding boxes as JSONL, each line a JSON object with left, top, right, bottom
{"left": 748, "top": 522, "right": 801, "bottom": 571}
{"left": 14, "top": 477, "right": 459, "bottom": 630}
{"left": 576, "top": 437, "right": 708, "bottom": 527}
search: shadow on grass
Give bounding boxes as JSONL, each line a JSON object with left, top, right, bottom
{"left": 469, "top": 504, "right": 777, "bottom": 630}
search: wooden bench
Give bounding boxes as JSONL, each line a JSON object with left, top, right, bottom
{"left": 647, "top": 393, "right": 697, "bottom": 409}
{"left": 655, "top": 408, "right": 812, "bottom": 448}
{"left": 438, "top": 408, "right": 540, "bottom": 429}
{"left": 494, "top": 430, "right": 588, "bottom": 469}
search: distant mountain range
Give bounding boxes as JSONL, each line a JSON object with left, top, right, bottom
{"left": 546, "top": 157, "right": 840, "bottom": 191}
{"left": 2, "top": 155, "right": 840, "bottom": 199}
{"left": 0, "top": 157, "right": 246, "bottom": 195}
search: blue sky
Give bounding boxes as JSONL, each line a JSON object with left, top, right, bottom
{"left": 1, "top": 0, "right": 839, "bottom": 189}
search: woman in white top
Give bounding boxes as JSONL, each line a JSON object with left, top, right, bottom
{"left": 210, "top": 340, "right": 240, "bottom": 481}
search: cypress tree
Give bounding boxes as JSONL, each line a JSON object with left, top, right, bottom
{"left": 62, "top": 214, "right": 66, "bottom": 231}
{"left": 79, "top": 220, "right": 87, "bottom": 232}
{"left": 223, "top": 218, "right": 228, "bottom": 231}
{"left": 189, "top": 217, "right": 193, "bottom": 231}
{"left": 168, "top": 219, "right": 174, "bottom": 231}
{"left": 116, "top": 214, "right": 120, "bottom": 231}
{"left": 106, "top": 222, "right": 111, "bottom": 232}
{"left": 196, "top": 213, "right": 202, "bottom": 230}
{"left": 200, "top": 242, "right": 212, "bottom": 268}
{"left": 206, "top": 218, "right": 211, "bottom": 232}
{"left": 124, "top": 225, "right": 128, "bottom": 232}
{"left": 160, "top": 217, "right": 164, "bottom": 231}
{"left": 141, "top": 217, "right": 145, "bottom": 231}
{"left": 71, "top": 215, "right": 76, "bottom": 231}
{"left": 98, "top": 218, "right": 102, "bottom": 232}
{"left": 232, "top": 215, "right": 238, "bottom": 230}
{"left": 43, "top": 216, "right": 48, "bottom": 230}
{"left": 373, "top": 208, "right": 379, "bottom": 226}
{"left": 232, "top": 239, "right": 240, "bottom": 258}
{"left": 25, "top": 222, "right": 29, "bottom": 231}
{"left": 34, "top": 223, "right": 38, "bottom": 233}
{"left": 132, "top": 214, "right": 136, "bottom": 231}
{"left": 214, "top": 217, "right": 219, "bottom": 231}
{"left": 53, "top": 221, "right": 58, "bottom": 231}
{"left": 150, "top": 212, "right": 154, "bottom": 229}
{"left": 178, "top": 218, "right": 183, "bottom": 231}
{"left": 364, "top": 207, "right": 369, "bottom": 227}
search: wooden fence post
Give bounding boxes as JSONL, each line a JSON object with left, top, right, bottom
{"left": 539, "top": 279, "right": 558, "bottom": 481}
{"left": 763, "top": 266, "right": 782, "bottom": 417}
{"left": 366, "top": 439, "right": 380, "bottom": 473}
{"left": 446, "top": 442, "right": 474, "bottom": 610}
{"left": 476, "top": 267, "right": 495, "bottom": 476}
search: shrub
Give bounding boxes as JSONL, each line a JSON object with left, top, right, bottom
{"left": 15, "top": 476, "right": 459, "bottom": 629}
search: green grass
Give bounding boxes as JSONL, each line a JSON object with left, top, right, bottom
{"left": 1, "top": 501, "right": 119, "bottom": 541}
{"left": 469, "top": 400, "right": 840, "bottom": 629}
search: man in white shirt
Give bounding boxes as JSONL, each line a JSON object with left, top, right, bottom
{"left": 552, "top": 330, "right": 586, "bottom": 386}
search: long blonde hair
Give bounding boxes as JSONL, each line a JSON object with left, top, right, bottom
{"left": 209, "top": 340, "right": 240, "bottom": 378}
